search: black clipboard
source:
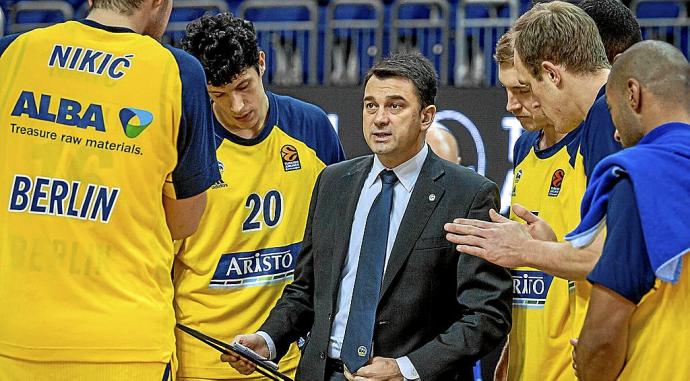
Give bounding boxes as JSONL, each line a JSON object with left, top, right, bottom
{"left": 176, "top": 323, "right": 293, "bottom": 381}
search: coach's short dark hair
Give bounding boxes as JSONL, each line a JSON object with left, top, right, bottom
{"left": 578, "top": 0, "right": 642, "bottom": 63}
{"left": 364, "top": 52, "right": 438, "bottom": 109}
{"left": 182, "top": 13, "right": 260, "bottom": 86}
{"left": 91, "top": 0, "right": 145, "bottom": 14}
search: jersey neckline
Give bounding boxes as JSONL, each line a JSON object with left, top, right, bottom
{"left": 77, "top": 19, "right": 137, "bottom": 34}
{"left": 213, "top": 91, "right": 278, "bottom": 146}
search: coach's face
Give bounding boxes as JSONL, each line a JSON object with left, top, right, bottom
{"left": 363, "top": 76, "right": 436, "bottom": 168}
{"left": 514, "top": 52, "right": 580, "bottom": 134}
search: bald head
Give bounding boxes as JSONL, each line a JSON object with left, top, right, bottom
{"left": 426, "top": 126, "right": 460, "bottom": 164}
{"left": 609, "top": 40, "right": 688, "bottom": 108}
{"left": 606, "top": 41, "right": 689, "bottom": 147}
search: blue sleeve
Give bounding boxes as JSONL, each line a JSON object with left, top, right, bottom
{"left": 165, "top": 46, "right": 220, "bottom": 199}
{"left": 278, "top": 96, "right": 346, "bottom": 165}
{"left": 580, "top": 95, "right": 622, "bottom": 179}
{"left": 587, "top": 176, "right": 656, "bottom": 304}
{"left": 310, "top": 110, "right": 346, "bottom": 165}
{"left": 0, "top": 34, "right": 22, "bottom": 58}
{"left": 512, "top": 130, "right": 538, "bottom": 169}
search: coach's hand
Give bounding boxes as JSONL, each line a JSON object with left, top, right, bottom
{"left": 444, "top": 208, "right": 533, "bottom": 268}
{"left": 220, "top": 334, "right": 269, "bottom": 375}
{"left": 344, "top": 357, "right": 404, "bottom": 381}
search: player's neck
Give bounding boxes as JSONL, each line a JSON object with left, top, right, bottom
{"left": 644, "top": 103, "right": 690, "bottom": 133}
{"left": 572, "top": 69, "right": 610, "bottom": 122}
{"left": 538, "top": 125, "right": 566, "bottom": 150}
{"left": 86, "top": 8, "right": 146, "bottom": 34}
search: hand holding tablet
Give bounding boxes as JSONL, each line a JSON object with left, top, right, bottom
{"left": 176, "top": 323, "right": 293, "bottom": 381}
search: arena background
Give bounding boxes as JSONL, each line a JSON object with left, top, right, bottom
{"left": 2, "top": 0, "right": 688, "bottom": 380}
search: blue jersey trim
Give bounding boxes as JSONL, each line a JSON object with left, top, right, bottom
{"left": 534, "top": 127, "right": 581, "bottom": 163}
{"left": 579, "top": 87, "right": 622, "bottom": 179}
{"left": 0, "top": 33, "right": 22, "bottom": 59}
{"left": 513, "top": 126, "right": 582, "bottom": 169}
{"left": 165, "top": 45, "right": 220, "bottom": 199}
{"left": 513, "top": 130, "right": 540, "bottom": 169}
{"left": 77, "top": 19, "right": 137, "bottom": 34}
{"left": 587, "top": 176, "right": 655, "bottom": 304}
{"left": 213, "top": 91, "right": 277, "bottom": 146}
{"left": 271, "top": 92, "right": 345, "bottom": 165}
{"left": 214, "top": 92, "right": 346, "bottom": 165}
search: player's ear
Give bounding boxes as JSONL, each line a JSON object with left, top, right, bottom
{"left": 257, "top": 51, "right": 266, "bottom": 77}
{"left": 627, "top": 78, "right": 641, "bottom": 113}
{"left": 541, "top": 61, "right": 562, "bottom": 87}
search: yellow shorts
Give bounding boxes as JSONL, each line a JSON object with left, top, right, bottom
{"left": 0, "top": 354, "right": 175, "bottom": 381}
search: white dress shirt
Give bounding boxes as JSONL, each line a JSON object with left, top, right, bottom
{"left": 260, "top": 145, "right": 429, "bottom": 380}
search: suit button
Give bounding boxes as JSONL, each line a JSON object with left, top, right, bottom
{"left": 319, "top": 352, "right": 326, "bottom": 360}
{"left": 377, "top": 320, "right": 389, "bottom": 326}
{"left": 327, "top": 313, "right": 333, "bottom": 321}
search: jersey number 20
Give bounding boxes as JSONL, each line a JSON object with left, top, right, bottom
{"left": 242, "top": 190, "right": 283, "bottom": 232}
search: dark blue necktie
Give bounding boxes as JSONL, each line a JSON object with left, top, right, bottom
{"left": 341, "top": 169, "right": 398, "bottom": 373}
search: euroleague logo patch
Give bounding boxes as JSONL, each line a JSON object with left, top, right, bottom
{"left": 548, "top": 169, "right": 565, "bottom": 197}
{"left": 281, "top": 144, "right": 301, "bottom": 171}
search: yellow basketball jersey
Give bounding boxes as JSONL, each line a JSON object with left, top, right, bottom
{"left": 0, "top": 20, "right": 218, "bottom": 363}
{"left": 619, "top": 262, "right": 690, "bottom": 380}
{"left": 174, "top": 92, "right": 344, "bottom": 379}
{"left": 508, "top": 129, "right": 586, "bottom": 381}
{"left": 569, "top": 90, "right": 622, "bottom": 345}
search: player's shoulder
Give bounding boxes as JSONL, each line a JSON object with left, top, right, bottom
{"left": 587, "top": 93, "right": 611, "bottom": 123}
{"left": 271, "top": 92, "right": 330, "bottom": 124}
{"left": 268, "top": 92, "right": 343, "bottom": 164}
{"left": 514, "top": 130, "right": 540, "bottom": 166}
{"left": 0, "top": 33, "right": 22, "bottom": 58}
{"left": 161, "top": 45, "right": 206, "bottom": 81}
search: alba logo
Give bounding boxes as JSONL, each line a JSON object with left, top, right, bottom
{"left": 119, "top": 108, "right": 153, "bottom": 138}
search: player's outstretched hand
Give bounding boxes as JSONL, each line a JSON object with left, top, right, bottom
{"left": 444, "top": 209, "right": 532, "bottom": 268}
{"left": 511, "top": 203, "right": 557, "bottom": 242}
{"left": 220, "top": 334, "right": 269, "bottom": 375}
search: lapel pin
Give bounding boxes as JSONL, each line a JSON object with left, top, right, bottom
{"left": 428, "top": 194, "right": 436, "bottom": 202}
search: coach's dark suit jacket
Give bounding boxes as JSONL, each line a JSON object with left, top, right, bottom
{"left": 260, "top": 150, "right": 512, "bottom": 380}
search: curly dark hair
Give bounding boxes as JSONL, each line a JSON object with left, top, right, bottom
{"left": 182, "top": 13, "right": 260, "bottom": 86}
{"left": 578, "top": 0, "right": 642, "bottom": 64}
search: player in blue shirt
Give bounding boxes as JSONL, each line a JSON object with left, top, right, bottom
{"left": 573, "top": 41, "right": 690, "bottom": 381}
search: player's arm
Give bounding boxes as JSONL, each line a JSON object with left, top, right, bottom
{"left": 445, "top": 209, "right": 603, "bottom": 281}
{"left": 163, "top": 193, "right": 207, "bottom": 240}
{"left": 162, "top": 47, "right": 221, "bottom": 240}
{"left": 573, "top": 285, "right": 633, "bottom": 381}
{"left": 574, "top": 177, "right": 653, "bottom": 380}
{"left": 519, "top": 231, "right": 603, "bottom": 280}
